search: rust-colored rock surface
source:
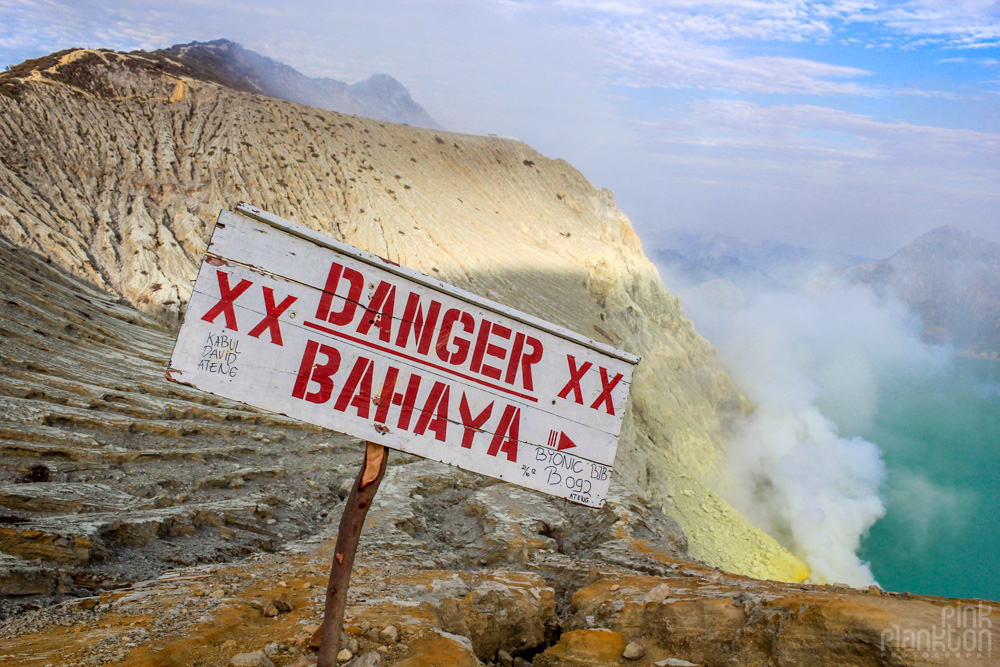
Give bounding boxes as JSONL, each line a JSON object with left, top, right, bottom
{"left": 565, "top": 574, "right": 997, "bottom": 666}
{"left": 3, "top": 518, "right": 994, "bottom": 666}
{"left": 534, "top": 628, "right": 627, "bottom": 666}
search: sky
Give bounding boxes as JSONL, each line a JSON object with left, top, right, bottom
{"left": 1, "top": 0, "right": 998, "bottom": 257}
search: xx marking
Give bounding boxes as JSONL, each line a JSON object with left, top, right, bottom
{"left": 201, "top": 270, "right": 252, "bottom": 330}
{"left": 248, "top": 286, "right": 298, "bottom": 345}
{"left": 200, "top": 269, "right": 295, "bottom": 346}
{"left": 590, "top": 366, "right": 624, "bottom": 415}
{"left": 557, "top": 354, "right": 592, "bottom": 404}
{"left": 557, "top": 354, "right": 624, "bottom": 416}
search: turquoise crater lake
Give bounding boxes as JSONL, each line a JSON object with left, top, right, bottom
{"left": 855, "top": 356, "right": 1000, "bottom": 602}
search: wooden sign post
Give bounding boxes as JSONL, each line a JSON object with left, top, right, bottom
{"left": 317, "top": 441, "right": 387, "bottom": 667}
{"left": 167, "top": 204, "right": 639, "bottom": 664}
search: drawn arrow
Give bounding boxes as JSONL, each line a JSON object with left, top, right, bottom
{"left": 547, "top": 430, "right": 577, "bottom": 451}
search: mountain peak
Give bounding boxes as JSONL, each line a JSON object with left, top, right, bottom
{"left": 358, "top": 72, "right": 406, "bottom": 88}
{"left": 920, "top": 223, "right": 970, "bottom": 242}
{"left": 350, "top": 73, "right": 410, "bottom": 100}
{"left": 890, "top": 223, "right": 996, "bottom": 265}
{"left": 1, "top": 40, "right": 440, "bottom": 129}
{"left": 160, "top": 39, "right": 441, "bottom": 129}
{"left": 846, "top": 226, "right": 1000, "bottom": 355}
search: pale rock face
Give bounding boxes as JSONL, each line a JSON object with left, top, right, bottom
{"left": 0, "top": 49, "right": 806, "bottom": 581}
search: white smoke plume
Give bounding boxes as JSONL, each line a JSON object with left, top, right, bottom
{"left": 668, "top": 271, "right": 948, "bottom": 585}
{"left": 885, "top": 470, "right": 974, "bottom": 549}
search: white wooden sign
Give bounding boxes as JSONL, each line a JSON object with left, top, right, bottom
{"left": 167, "top": 204, "right": 639, "bottom": 507}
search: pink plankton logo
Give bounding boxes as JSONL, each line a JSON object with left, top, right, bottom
{"left": 881, "top": 602, "right": 992, "bottom": 660}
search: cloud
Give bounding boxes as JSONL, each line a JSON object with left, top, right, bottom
{"left": 545, "top": 0, "right": 1000, "bottom": 49}
{"left": 607, "top": 96, "right": 999, "bottom": 254}
{"left": 556, "top": 1, "right": 846, "bottom": 43}
{"left": 635, "top": 99, "right": 1000, "bottom": 192}
{"left": 553, "top": 0, "right": 647, "bottom": 15}
{"left": 0, "top": 0, "right": 178, "bottom": 57}
{"left": 885, "top": 471, "right": 975, "bottom": 547}
{"left": 855, "top": 0, "right": 1000, "bottom": 48}
{"left": 671, "top": 272, "right": 949, "bottom": 585}
{"left": 599, "top": 23, "right": 875, "bottom": 95}
{"left": 511, "top": 1, "right": 1000, "bottom": 92}
{"left": 894, "top": 87, "right": 967, "bottom": 99}
{"left": 0, "top": 0, "right": 322, "bottom": 68}
{"left": 551, "top": 4, "right": 880, "bottom": 96}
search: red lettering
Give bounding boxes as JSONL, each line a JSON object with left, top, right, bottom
{"left": 590, "top": 366, "right": 624, "bottom": 415}
{"left": 334, "top": 356, "right": 374, "bottom": 418}
{"left": 395, "top": 293, "right": 442, "bottom": 354}
{"left": 414, "top": 381, "right": 449, "bottom": 442}
{"left": 373, "top": 367, "right": 399, "bottom": 424}
{"left": 487, "top": 404, "right": 520, "bottom": 462}
{"left": 504, "top": 333, "right": 526, "bottom": 386}
{"left": 316, "top": 261, "right": 364, "bottom": 326}
{"left": 505, "top": 333, "right": 543, "bottom": 391}
{"left": 292, "top": 339, "right": 341, "bottom": 404}
{"left": 469, "top": 319, "right": 493, "bottom": 374}
{"left": 248, "top": 286, "right": 297, "bottom": 346}
{"left": 459, "top": 394, "right": 493, "bottom": 449}
{"left": 436, "top": 308, "right": 475, "bottom": 365}
{"left": 356, "top": 281, "right": 396, "bottom": 342}
{"left": 393, "top": 373, "right": 422, "bottom": 430}
{"left": 520, "top": 336, "right": 543, "bottom": 391}
{"left": 201, "top": 270, "right": 253, "bottom": 331}
{"left": 557, "top": 354, "right": 592, "bottom": 405}
{"left": 480, "top": 323, "right": 511, "bottom": 381}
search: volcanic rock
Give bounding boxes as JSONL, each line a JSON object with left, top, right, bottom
{"left": 0, "top": 45, "right": 802, "bottom": 580}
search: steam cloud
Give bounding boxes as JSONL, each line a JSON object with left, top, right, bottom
{"left": 886, "top": 470, "right": 973, "bottom": 549}
{"left": 664, "top": 269, "right": 948, "bottom": 585}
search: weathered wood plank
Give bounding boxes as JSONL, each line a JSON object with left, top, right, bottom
{"left": 168, "top": 207, "right": 639, "bottom": 507}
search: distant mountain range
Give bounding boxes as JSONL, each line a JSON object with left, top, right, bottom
{"left": 158, "top": 39, "right": 441, "bottom": 129}
{"left": 645, "top": 225, "right": 1000, "bottom": 357}
{"left": 644, "top": 228, "right": 873, "bottom": 292}
{"left": 841, "top": 225, "right": 1000, "bottom": 357}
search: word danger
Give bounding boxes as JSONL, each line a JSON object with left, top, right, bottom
{"left": 310, "top": 260, "right": 544, "bottom": 396}
{"left": 293, "top": 340, "right": 522, "bottom": 461}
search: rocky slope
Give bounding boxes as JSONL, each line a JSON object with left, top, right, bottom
{"left": 841, "top": 225, "right": 1000, "bottom": 356}
{"left": 0, "top": 46, "right": 807, "bottom": 582}
{"left": 3, "top": 452, "right": 996, "bottom": 667}
{"left": 0, "top": 234, "right": 358, "bottom": 615}
{"left": 160, "top": 40, "right": 442, "bottom": 129}
{"left": 4, "top": 237, "right": 985, "bottom": 667}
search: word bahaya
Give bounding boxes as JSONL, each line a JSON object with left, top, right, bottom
{"left": 293, "top": 340, "right": 521, "bottom": 461}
